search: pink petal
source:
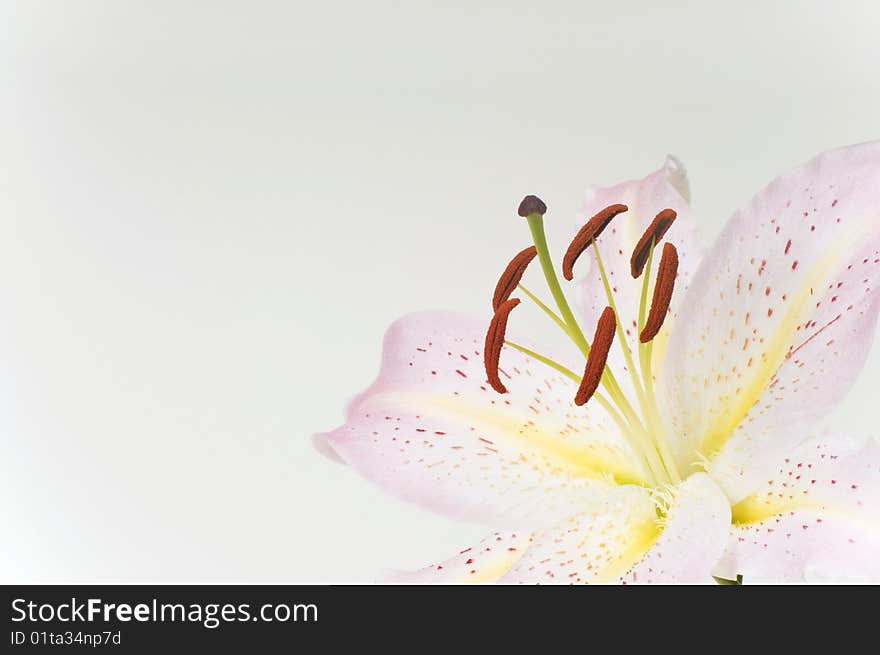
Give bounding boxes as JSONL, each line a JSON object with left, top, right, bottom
{"left": 312, "top": 432, "right": 346, "bottom": 464}
{"left": 500, "top": 475, "right": 729, "bottom": 584}
{"left": 385, "top": 531, "right": 531, "bottom": 584}
{"left": 660, "top": 142, "right": 880, "bottom": 500}
{"left": 714, "top": 436, "right": 880, "bottom": 583}
{"left": 574, "top": 155, "right": 703, "bottom": 397}
{"left": 320, "top": 311, "right": 644, "bottom": 528}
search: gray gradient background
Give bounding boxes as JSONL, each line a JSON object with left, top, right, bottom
{"left": 2, "top": 1, "right": 879, "bottom": 582}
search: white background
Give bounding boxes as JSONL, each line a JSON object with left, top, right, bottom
{"left": 2, "top": 1, "right": 879, "bottom": 582}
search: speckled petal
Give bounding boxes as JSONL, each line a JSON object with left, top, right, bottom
{"left": 386, "top": 531, "right": 531, "bottom": 584}
{"left": 498, "top": 486, "right": 656, "bottom": 584}
{"left": 659, "top": 142, "right": 880, "bottom": 500}
{"left": 319, "top": 312, "right": 645, "bottom": 528}
{"left": 500, "top": 473, "right": 729, "bottom": 584}
{"left": 713, "top": 436, "right": 880, "bottom": 583}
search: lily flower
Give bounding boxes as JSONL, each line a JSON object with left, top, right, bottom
{"left": 316, "top": 142, "right": 880, "bottom": 583}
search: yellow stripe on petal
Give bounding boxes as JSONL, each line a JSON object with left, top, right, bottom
{"left": 731, "top": 495, "right": 878, "bottom": 535}
{"left": 387, "top": 390, "right": 646, "bottom": 485}
{"left": 466, "top": 549, "right": 527, "bottom": 584}
{"left": 699, "top": 231, "right": 859, "bottom": 456}
{"left": 590, "top": 520, "right": 660, "bottom": 583}
{"left": 730, "top": 438, "right": 880, "bottom": 531}
{"left": 731, "top": 495, "right": 822, "bottom": 525}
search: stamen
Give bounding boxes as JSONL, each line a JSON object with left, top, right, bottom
{"left": 575, "top": 306, "right": 616, "bottom": 406}
{"left": 640, "top": 243, "right": 678, "bottom": 343}
{"left": 562, "top": 204, "right": 628, "bottom": 281}
{"left": 630, "top": 208, "right": 677, "bottom": 278}
{"left": 517, "top": 283, "right": 569, "bottom": 334}
{"left": 492, "top": 246, "right": 538, "bottom": 311}
{"left": 484, "top": 297, "right": 521, "bottom": 393}
{"left": 517, "top": 195, "right": 547, "bottom": 217}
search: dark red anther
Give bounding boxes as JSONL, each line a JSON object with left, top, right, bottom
{"left": 492, "top": 246, "right": 538, "bottom": 311}
{"left": 630, "top": 208, "right": 677, "bottom": 278}
{"left": 575, "top": 306, "right": 616, "bottom": 406}
{"left": 484, "top": 298, "right": 521, "bottom": 394}
{"left": 562, "top": 204, "right": 629, "bottom": 281}
{"left": 639, "top": 242, "right": 679, "bottom": 343}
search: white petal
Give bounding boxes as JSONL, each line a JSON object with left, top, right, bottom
{"left": 623, "top": 473, "right": 731, "bottom": 584}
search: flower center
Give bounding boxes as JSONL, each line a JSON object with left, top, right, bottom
{"left": 484, "top": 195, "right": 684, "bottom": 488}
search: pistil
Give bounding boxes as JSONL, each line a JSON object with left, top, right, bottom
{"left": 522, "top": 204, "right": 591, "bottom": 357}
